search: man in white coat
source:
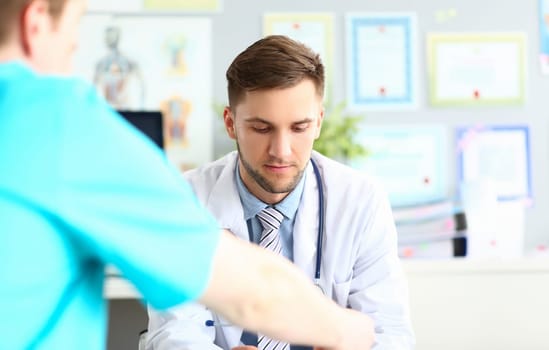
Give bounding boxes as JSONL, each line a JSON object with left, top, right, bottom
{"left": 147, "top": 35, "right": 414, "bottom": 350}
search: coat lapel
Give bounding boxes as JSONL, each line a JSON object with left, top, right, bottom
{"left": 205, "top": 153, "right": 249, "bottom": 241}
{"left": 205, "top": 156, "right": 321, "bottom": 348}
{"left": 292, "top": 161, "right": 320, "bottom": 278}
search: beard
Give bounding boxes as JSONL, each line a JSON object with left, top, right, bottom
{"left": 237, "top": 142, "right": 306, "bottom": 194}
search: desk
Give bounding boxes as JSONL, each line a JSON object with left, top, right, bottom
{"left": 105, "top": 258, "right": 549, "bottom": 350}
{"left": 106, "top": 276, "right": 140, "bottom": 299}
{"left": 405, "top": 258, "right": 549, "bottom": 350}
{"left": 104, "top": 258, "right": 549, "bottom": 298}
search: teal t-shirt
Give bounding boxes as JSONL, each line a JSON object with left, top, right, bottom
{"left": 0, "top": 62, "right": 221, "bottom": 349}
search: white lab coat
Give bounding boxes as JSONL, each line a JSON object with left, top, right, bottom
{"left": 147, "top": 151, "right": 415, "bottom": 349}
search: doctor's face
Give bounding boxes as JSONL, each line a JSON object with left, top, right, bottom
{"left": 224, "top": 79, "right": 324, "bottom": 204}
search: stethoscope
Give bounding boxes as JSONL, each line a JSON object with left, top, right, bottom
{"left": 245, "top": 158, "right": 325, "bottom": 294}
{"left": 210, "top": 159, "right": 385, "bottom": 338}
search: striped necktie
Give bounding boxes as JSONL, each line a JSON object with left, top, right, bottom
{"left": 256, "top": 206, "right": 289, "bottom": 350}
{"left": 257, "top": 206, "right": 284, "bottom": 254}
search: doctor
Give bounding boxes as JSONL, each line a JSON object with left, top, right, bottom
{"left": 147, "top": 35, "right": 414, "bottom": 349}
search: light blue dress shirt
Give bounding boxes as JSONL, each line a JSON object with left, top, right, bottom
{"left": 235, "top": 163, "right": 306, "bottom": 261}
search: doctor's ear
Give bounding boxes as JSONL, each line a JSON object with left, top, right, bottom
{"left": 314, "top": 110, "right": 324, "bottom": 139}
{"left": 223, "top": 106, "right": 237, "bottom": 140}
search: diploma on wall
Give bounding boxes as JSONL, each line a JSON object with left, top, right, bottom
{"left": 538, "top": 0, "right": 549, "bottom": 74}
{"left": 345, "top": 13, "right": 418, "bottom": 111}
{"left": 86, "top": 0, "right": 141, "bottom": 12}
{"left": 264, "top": 13, "right": 334, "bottom": 97}
{"left": 456, "top": 125, "right": 532, "bottom": 202}
{"left": 351, "top": 125, "right": 448, "bottom": 208}
{"left": 87, "top": 0, "right": 222, "bottom": 13}
{"left": 143, "top": 0, "right": 222, "bottom": 11}
{"left": 428, "top": 33, "right": 527, "bottom": 106}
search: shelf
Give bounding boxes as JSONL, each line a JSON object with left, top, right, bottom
{"left": 401, "top": 257, "right": 549, "bottom": 274}
{"left": 105, "top": 276, "right": 140, "bottom": 300}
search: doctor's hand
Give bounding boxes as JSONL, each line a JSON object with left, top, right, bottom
{"left": 315, "top": 308, "right": 375, "bottom": 350}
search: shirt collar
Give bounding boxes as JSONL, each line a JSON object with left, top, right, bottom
{"left": 235, "top": 159, "right": 307, "bottom": 221}
{"left": 0, "top": 61, "right": 33, "bottom": 78}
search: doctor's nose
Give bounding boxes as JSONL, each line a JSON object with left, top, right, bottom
{"left": 268, "top": 132, "right": 292, "bottom": 159}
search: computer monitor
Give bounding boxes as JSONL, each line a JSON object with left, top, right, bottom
{"left": 118, "top": 110, "right": 164, "bottom": 150}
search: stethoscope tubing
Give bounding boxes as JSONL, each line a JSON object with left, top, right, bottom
{"left": 311, "top": 159, "right": 324, "bottom": 281}
{"left": 245, "top": 158, "right": 324, "bottom": 286}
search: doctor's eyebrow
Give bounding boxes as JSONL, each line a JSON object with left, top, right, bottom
{"left": 244, "top": 117, "right": 314, "bottom": 125}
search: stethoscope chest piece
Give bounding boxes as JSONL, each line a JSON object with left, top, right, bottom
{"left": 314, "top": 278, "right": 325, "bottom": 295}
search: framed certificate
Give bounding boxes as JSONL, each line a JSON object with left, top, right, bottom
{"left": 351, "top": 125, "right": 448, "bottom": 208}
{"left": 87, "top": 0, "right": 140, "bottom": 12}
{"left": 538, "top": 0, "right": 549, "bottom": 74}
{"left": 346, "top": 13, "right": 418, "bottom": 110}
{"left": 456, "top": 125, "right": 532, "bottom": 202}
{"left": 428, "top": 33, "right": 527, "bottom": 106}
{"left": 87, "top": 0, "right": 222, "bottom": 13}
{"left": 264, "top": 13, "right": 334, "bottom": 98}
{"left": 143, "top": 0, "right": 222, "bottom": 12}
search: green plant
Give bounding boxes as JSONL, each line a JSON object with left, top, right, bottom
{"left": 314, "top": 101, "right": 368, "bottom": 162}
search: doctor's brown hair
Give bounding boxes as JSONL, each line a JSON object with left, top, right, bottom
{"left": 226, "top": 35, "right": 325, "bottom": 107}
{"left": 0, "top": 0, "right": 67, "bottom": 45}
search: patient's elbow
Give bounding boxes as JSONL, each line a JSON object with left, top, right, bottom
{"left": 231, "top": 261, "right": 295, "bottom": 331}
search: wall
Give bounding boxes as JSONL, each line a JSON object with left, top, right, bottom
{"left": 84, "top": 0, "right": 549, "bottom": 249}
{"left": 106, "top": 1, "right": 549, "bottom": 348}
{"left": 208, "top": 0, "right": 549, "bottom": 250}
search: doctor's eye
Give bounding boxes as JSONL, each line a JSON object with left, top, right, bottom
{"left": 251, "top": 126, "right": 271, "bottom": 133}
{"left": 292, "top": 123, "right": 310, "bottom": 133}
